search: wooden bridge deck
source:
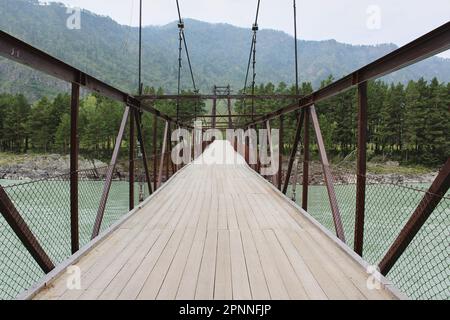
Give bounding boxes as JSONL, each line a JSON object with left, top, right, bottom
{"left": 30, "top": 141, "right": 400, "bottom": 300}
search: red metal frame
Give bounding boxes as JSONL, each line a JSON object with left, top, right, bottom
{"left": 354, "top": 82, "right": 368, "bottom": 256}
{"left": 134, "top": 111, "right": 153, "bottom": 195}
{"left": 0, "top": 187, "right": 55, "bottom": 273}
{"left": 282, "top": 110, "right": 305, "bottom": 194}
{"left": 379, "top": 158, "right": 450, "bottom": 275}
{"left": 129, "top": 109, "right": 135, "bottom": 211}
{"left": 70, "top": 82, "right": 80, "bottom": 254}
{"left": 91, "top": 107, "right": 130, "bottom": 239}
{"left": 310, "top": 105, "right": 346, "bottom": 242}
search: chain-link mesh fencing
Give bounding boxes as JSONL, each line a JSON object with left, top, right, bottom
{"left": 0, "top": 158, "right": 153, "bottom": 300}
{"left": 284, "top": 159, "right": 449, "bottom": 300}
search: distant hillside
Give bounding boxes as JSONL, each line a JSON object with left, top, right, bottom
{"left": 1, "top": 0, "right": 449, "bottom": 100}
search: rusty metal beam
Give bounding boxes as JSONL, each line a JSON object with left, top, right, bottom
{"left": 91, "top": 107, "right": 130, "bottom": 239}
{"left": 212, "top": 98, "right": 217, "bottom": 129}
{"left": 282, "top": 110, "right": 305, "bottom": 194}
{"left": 0, "top": 30, "right": 188, "bottom": 128}
{"left": 158, "top": 121, "right": 169, "bottom": 188}
{"left": 379, "top": 158, "right": 450, "bottom": 275}
{"left": 310, "top": 105, "right": 346, "bottom": 242}
{"left": 70, "top": 82, "right": 80, "bottom": 254}
{"left": 129, "top": 108, "right": 135, "bottom": 211}
{"left": 182, "top": 114, "right": 265, "bottom": 119}
{"left": 0, "top": 186, "right": 55, "bottom": 273}
{"left": 354, "top": 82, "right": 368, "bottom": 256}
{"left": 245, "top": 22, "right": 450, "bottom": 127}
{"left": 134, "top": 111, "right": 153, "bottom": 196}
{"left": 153, "top": 114, "right": 158, "bottom": 191}
{"left": 137, "top": 94, "right": 304, "bottom": 101}
{"left": 266, "top": 120, "right": 277, "bottom": 185}
{"left": 302, "top": 106, "right": 310, "bottom": 211}
{"left": 278, "top": 115, "right": 284, "bottom": 190}
{"left": 165, "top": 122, "right": 170, "bottom": 182}
{"left": 227, "top": 98, "right": 233, "bottom": 128}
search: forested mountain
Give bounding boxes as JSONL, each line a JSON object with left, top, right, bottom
{"left": 1, "top": 0, "right": 449, "bottom": 101}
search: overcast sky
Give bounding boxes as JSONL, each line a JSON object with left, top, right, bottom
{"left": 45, "top": 0, "right": 449, "bottom": 58}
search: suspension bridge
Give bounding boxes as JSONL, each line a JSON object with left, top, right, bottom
{"left": 0, "top": 1, "right": 449, "bottom": 300}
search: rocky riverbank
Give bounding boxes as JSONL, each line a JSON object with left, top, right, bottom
{"left": 0, "top": 154, "right": 108, "bottom": 180}
{"left": 283, "top": 161, "right": 437, "bottom": 186}
{"left": 0, "top": 153, "right": 438, "bottom": 185}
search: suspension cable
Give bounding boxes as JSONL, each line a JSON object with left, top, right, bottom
{"left": 177, "top": 23, "right": 183, "bottom": 122}
{"left": 242, "top": 0, "right": 261, "bottom": 121}
{"left": 138, "top": 0, "right": 143, "bottom": 95}
{"left": 175, "top": 0, "right": 199, "bottom": 122}
{"left": 293, "top": 0, "right": 299, "bottom": 95}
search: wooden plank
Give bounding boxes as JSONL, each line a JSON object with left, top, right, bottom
{"left": 174, "top": 180, "right": 210, "bottom": 299}
{"left": 78, "top": 178, "right": 192, "bottom": 299}
{"left": 272, "top": 230, "right": 327, "bottom": 299}
{"left": 214, "top": 230, "right": 233, "bottom": 300}
{"left": 195, "top": 230, "right": 218, "bottom": 300}
{"left": 229, "top": 230, "right": 252, "bottom": 300}
{"left": 235, "top": 193, "right": 259, "bottom": 230}
{"left": 262, "top": 229, "right": 309, "bottom": 300}
{"left": 288, "top": 230, "right": 366, "bottom": 300}
{"left": 251, "top": 230, "right": 289, "bottom": 300}
{"left": 246, "top": 194, "right": 270, "bottom": 230}
{"left": 225, "top": 193, "right": 239, "bottom": 231}
{"left": 175, "top": 227, "right": 208, "bottom": 300}
{"left": 217, "top": 194, "right": 228, "bottom": 230}
{"left": 117, "top": 191, "right": 193, "bottom": 299}
{"left": 35, "top": 229, "right": 129, "bottom": 300}
{"left": 240, "top": 230, "right": 271, "bottom": 300}
{"left": 137, "top": 228, "right": 189, "bottom": 300}
{"left": 155, "top": 190, "right": 203, "bottom": 300}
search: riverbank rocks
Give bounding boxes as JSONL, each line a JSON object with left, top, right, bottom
{"left": 0, "top": 155, "right": 107, "bottom": 180}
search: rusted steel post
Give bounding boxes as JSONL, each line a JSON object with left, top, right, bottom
{"left": 153, "top": 114, "right": 158, "bottom": 191}
{"left": 354, "top": 81, "right": 368, "bottom": 256}
{"left": 134, "top": 111, "right": 153, "bottom": 195}
{"left": 92, "top": 107, "right": 130, "bottom": 239}
{"left": 158, "top": 121, "right": 169, "bottom": 188}
{"left": 0, "top": 187, "right": 55, "bottom": 273}
{"left": 129, "top": 108, "right": 135, "bottom": 211}
{"left": 168, "top": 122, "right": 175, "bottom": 175}
{"left": 379, "top": 158, "right": 450, "bottom": 275}
{"left": 302, "top": 107, "right": 310, "bottom": 210}
{"left": 310, "top": 105, "right": 346, "bottom": 242}
{"left": 256, "top": 124, "right": 261, "bottom": 173}
{"left": 70, "top": 82, "right": 79, "bottom": 254}
{"left": 245, "top": 127, "right": 250, "bottom": 165}
{"left": 165, "top": 122, "right": 170, "bottom": 181}
{"left": 282, "top": 109, "right": 305, "bottom": 194}
{"left": 278, "top": 115, "right": 284, "bottom": 190}
{"left": 212, "top": 98, "right": 217, "bottom": 129}
{"left": 227, "top": 98, "right": 233, "bottom": 128}
{"left": 267, "top": 120, "right": 277, "bottom": 185}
